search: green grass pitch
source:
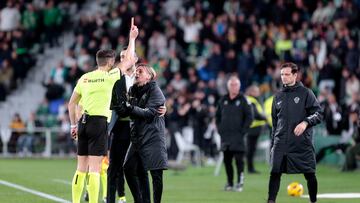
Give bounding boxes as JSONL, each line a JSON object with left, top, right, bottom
{"left": 0, "top": 158, "right": 359, "bottom": 203}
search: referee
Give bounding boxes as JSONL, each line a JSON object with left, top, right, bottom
{"left": 68, "top": 19, "right": 138, "bottom": 203}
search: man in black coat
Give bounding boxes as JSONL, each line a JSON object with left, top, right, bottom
{"left": 267, "top": 63, "right": 323, "bottom": 203}
{"left": 216, "top": 75, "right": 253, "bottom": 192}
{"left": 123, "top": 64, "right": 167, "bottom": 203}
{"left": 107, "top": 49, "right": 136, "bottom": 203}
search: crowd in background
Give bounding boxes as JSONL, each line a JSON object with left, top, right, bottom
{"left": 0, "top": 0, "right": 87, "bottom": 101}
{"left": 1, "top": 0, "right": 360, "bottom": 168}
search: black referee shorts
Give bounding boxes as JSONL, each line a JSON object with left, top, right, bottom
{"left": 77, "top": 115, "right": 108, "bottom": 156}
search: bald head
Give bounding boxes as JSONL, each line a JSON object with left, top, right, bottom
{"left": 227, "top": 76, "right": 241, "bottom": 96}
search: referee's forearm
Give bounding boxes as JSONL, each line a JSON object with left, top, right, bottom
{"left": 68, "top": 103, "right": 77, "bottom": 125}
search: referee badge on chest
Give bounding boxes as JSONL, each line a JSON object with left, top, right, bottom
{"left": 236, "top": 100, "right": 240, "bottom": 106}
{"left": 294, "top": 97, "right": 300, "bottom": 104}
{"left": 224, "top": 100, "right": 228, "bottom": 105}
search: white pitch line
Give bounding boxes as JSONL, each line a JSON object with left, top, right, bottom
{"left": 52, "top": 179, "right": 72, "bottom": 185}
{"left": 0, "top": 179, "right": 71, "bottom": 203}
{"left": 302, "top": 193, "right": 360, "bottom": 199}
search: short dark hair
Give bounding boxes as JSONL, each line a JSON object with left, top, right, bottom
{"left": 280, "top": 62, "right": 299, "bottom": 74}
{"left": 96, "top": 49, "right": 115, "bottom": 66}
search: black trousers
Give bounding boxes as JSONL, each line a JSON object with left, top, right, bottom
{"left": 223, "top": 150, "right": 244, "bottom": 186}
{"left": 268, "top": 157, "right": 318, "bottom": 202}
{"left": 107, "top": 121, "right": 131, "bottom": 203}
{"left": 124, "top": 151, "right": 164, "bottom": 203}
{"left": 246, "top": 133, "right": 260, "bottom": 172}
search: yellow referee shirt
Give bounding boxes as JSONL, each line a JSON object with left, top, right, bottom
{"left": 74, "top": 68, "right": 121, "bottom": 121}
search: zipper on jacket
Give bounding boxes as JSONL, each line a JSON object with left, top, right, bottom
{"left": 285, "top": 92, "right": 289, "bottom": 156}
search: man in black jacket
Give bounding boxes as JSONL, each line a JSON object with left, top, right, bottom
{"left": 107, "top": 49, "right": 136, "bottom": 203}
{"left": 267, "top": 63, "right": 323, "bottom": 203}
{"left": 216, "top": 75, "right": 253, "bottom": 192}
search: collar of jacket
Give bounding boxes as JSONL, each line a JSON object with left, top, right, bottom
{"left": 132, "top": 80, "right": 156, "bottom": 97}
{"left": 281, "top": 81, "right": 303, "bottom": 92}
{"left": 225, "top": 93, "right": 242, "bottom": 100}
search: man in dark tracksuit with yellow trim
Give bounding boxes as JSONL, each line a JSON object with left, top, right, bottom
{"left": 245, "top": 85, "right": 267, "bottom": 174}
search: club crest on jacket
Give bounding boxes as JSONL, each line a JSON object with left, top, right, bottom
{"left": 294, "top": 97, "right": 300, "bottom": 104}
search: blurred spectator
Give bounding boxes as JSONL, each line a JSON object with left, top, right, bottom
{"left": 148, "top": 30, "right": 168, "bottom": 59}
{"left": 106, "top": 10, "right": 122, "bottom": 42}
{"left": 237, "top": 43, "right": 255, "bottom": 90}
{"left": 178, "top": 15, "right": 203, "bottom": 44}
{"left": 342, "top": 108, "right": 360, "bottom": 171}
{"left": 43, "top": 0, "right": 62, "bottom": 47}
{"left": 17, "top": 112, "right": 42, "bottom": 156}
{"left": 216, "top": 71, "right": 228, "bottom": 96}
{"left": 44, "top": 78, "right": 65, "bottom": 101}
{"left": 170, "top": 72, "right": 187, "bottom": 91}
{"left": 322, "top": 93, "right": 348, "bottom": 135}
{"left": 0, "top": 59, "right": 14, "bottom": 93}
{"left": 50, "top": 61, "right": 68, "bottom": 85}
{"left": 345, "top": 74, "right": 360, "bottom": 105}
{"left": 345, "top": 40, "right": 359, "bottom": 74}
{"left": 21, "top": 3, "right": 39, "bottom": 44}
{"left": 77, "top": 48, "right": 92, "bottom": 69}
{"left": 0, "top": 1, "right": 20, "bottom": 32}
{"left": 9, "top": 113, "right": 25, "bottom": 153}
{"left": 311, "top": 1, "right": 336, "bottom": 24}
{"left": 63, "top": 49, "right": 77, "bottom": 68}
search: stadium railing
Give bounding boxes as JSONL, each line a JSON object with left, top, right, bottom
{"left": 0, "top": 127, "right": 67, "bottom": 158}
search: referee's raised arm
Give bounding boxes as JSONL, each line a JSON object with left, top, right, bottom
{"left": 117, "top": 17, "right": 138, "bottom": 74}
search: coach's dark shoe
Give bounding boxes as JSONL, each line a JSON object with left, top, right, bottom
{"left": 224, "top": 183, "right": 233, "bottom": 191}
{"left": 267, "top": 200, "right": 275, "bottom": 203}
{"left": 233, "top": 183, "right": 243, "bottom": 192}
